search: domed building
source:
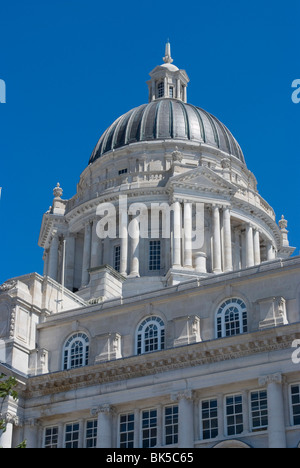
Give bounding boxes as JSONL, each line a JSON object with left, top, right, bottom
{"left": 0, "top": 43, "right": 299, "bottom": 449}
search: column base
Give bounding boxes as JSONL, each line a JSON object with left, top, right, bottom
{"left": 128, "top": 272, "right": 140, "bottom": 278}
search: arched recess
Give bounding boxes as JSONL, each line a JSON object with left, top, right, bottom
{"left": 213, "top": 440, "right": 251, "bottom": 449}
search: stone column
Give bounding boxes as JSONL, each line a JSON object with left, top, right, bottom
{"left": 259, "top": 373, "right": 286, "bottom": 448}
{"left": 212, "top": 205, "right": 222, "bottom": 274}
{"left": 0, "top": 414, "right": 15, "bottom": 448}
{"left": 95, "top": 404, "right": 114, "bottom": 448}
{"left": 119, "top": 206, "right": 128, "bottom": 276}
{"left": 48, "top": 232, "right": 59, "bottom": 281}
{"left": 194, "top": 252, "right": 207, "bottom": 273}
{"left": 184, "top": 202, "right": 193, "bottom": 268}
{"left": 267, "top": 241, "right": 275, "bottom": 261}
{"left": 90, "top": 218, "right": 101, "bottom": 269}
{"left": 171, "top": 390, "right": 194, "bottom": 448}
{"left": 164, "top": 76, "right": 168, "bottom": 98}
{"left": 233, "top": 228, "right": 241, "bottom": 270}
{"left": 172, "top": 201, "right": 182, "bottom": 268}
{"left": 223, "top": 206, "right": 233, "bottom": 272}
{"left": 176, "top": 79, "right": 181, "bottom": 100}
{"left": 151, "top": 80, "right": 156, "bottom": 101}
{"left": 245, "top": 223, "right": 254, "bottom": 268}
{"left": 81, "top": 222, "right": 92, "bottom": 287}
{"left": 43, "top": 250, "right": 49, "bottom": 277}
{"left": 129, "top": 215, "right": 140, "bottom": 277}
{"left": 65, "top": 234, "right": 76, "bottom": 291}
{"left": 253, "top": 229, "right": 261, "bottom": 265}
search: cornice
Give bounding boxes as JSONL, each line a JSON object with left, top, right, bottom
{"left": 23, "top": 324, "right": 300, "bottom": 399}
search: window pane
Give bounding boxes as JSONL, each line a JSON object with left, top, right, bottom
{"left": 291, "top": 385, "right": 300, "bottom": 426}
{"left": 201, "top": 399, "right": 218, "bottom": 440}
{"left": 119, "top": 413, "right": 135, "bottom": 448}
{"left": 226, "top": 395, "right": 243, "bottom": 436}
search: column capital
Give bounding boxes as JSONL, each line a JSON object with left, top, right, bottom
{"left": 2, "top": 412, "right": 19, "bottom": 426}
{"left": 90, "top": 404, "right": 115, "bottom": 417}
{"left": 212, "top": 203, "right": 222, "bottom": 210}
{"left": 258, "top": 372, "right": 284, "bottom": 387}
{"left": 171, "top": 389, "right": 193, "bottom": 402}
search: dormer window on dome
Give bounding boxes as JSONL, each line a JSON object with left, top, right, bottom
{"left": 147, "top": 42, "right": 189, "bottom": 103}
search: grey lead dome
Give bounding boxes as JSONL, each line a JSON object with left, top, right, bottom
{"left": 89, "top": 98, "right": 245, "bottom": 165}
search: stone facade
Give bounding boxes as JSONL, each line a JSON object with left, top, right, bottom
{"left": 0, "top": 43, "right": 299, "bottom": 448}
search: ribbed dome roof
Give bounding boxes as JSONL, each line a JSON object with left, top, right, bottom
{"left": 89, "top": 99, "right": 245, "bottom": 165}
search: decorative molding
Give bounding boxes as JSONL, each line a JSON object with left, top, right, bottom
{"left": 23, "top": 326, "right": 300, "bottom": 399}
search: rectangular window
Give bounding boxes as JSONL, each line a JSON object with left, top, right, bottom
{"left": 118, "top": 168, "right": 128, "bottom": 175}
{"left": 114, "top": 245, "right": 121, "bottom": 273}
{"left": 142, "top": 409, "right": 157, "bottom": 448}
{"left": 164, "top": 405, "right": 178, "bottom": 445}
{"left": 149, "top": 240, "right": 161, "bottom": 271}
{"left": 158, "top": 82, "right": 164, "bottom": 98}
{"left": 169, "top": 87, "right": 174, "bottom": 98}
{"left": 65, "top": 422, "right": 80, "bottom": 448}
{"left": 119, "top": 413, "right": 135, "bottom": 448}
{"left": 251, "top": 390, "right": 268, "bottom": 431}
{"left": 201, "top": 399, "right": 218, "bottom": 440}
{"left": 291, "top": 384, "right": 300, "bottom": 426}
{"left": 44, "top": 426, "right": 58, "bottom": 448}
{"left": 85, "top": 419, "right": 97, "bottom": 448}
{"left": 226, "top": 395, "right": 243, "bottom": 436}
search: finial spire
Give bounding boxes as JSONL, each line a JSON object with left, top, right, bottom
{"left": 163, "top": 40, "right": 173, "bottom": 64}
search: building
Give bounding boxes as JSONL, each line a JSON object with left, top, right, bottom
{"left": 0, "top": 43, "right": 299, "bottom": 449}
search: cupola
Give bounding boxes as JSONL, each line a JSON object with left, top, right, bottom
{"left": 147, "top": 41, "right": 189, "bottom": 102}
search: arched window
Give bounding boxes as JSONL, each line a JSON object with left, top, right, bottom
{"left": 216, "top": 298, "right": 247, "bottom": 338}
{"left": 136, "top": 317, "right": 165, "bottom": 355}
{"left": 63, "top": 332, "right": 90, "bottom": 370}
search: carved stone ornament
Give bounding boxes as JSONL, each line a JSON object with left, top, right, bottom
{"left": 221, "top": 157, "right": 231, "bottom": 169}
{"left": 0, "top": 281, "right": 17, "bottom": 293}
{"left": 172, "top": 147, "right": 183, "bottom": 163}
{"left": 53, "top": 182, "right": 63, "bottom": 199}
{"left": 279, "top": 215, "right": 288, "bottom": 231}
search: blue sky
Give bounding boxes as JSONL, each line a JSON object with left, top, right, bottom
{"left": 0, "top": 0, "right": 299, "bottom": 284}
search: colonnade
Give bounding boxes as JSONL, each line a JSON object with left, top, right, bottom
{"left": 43, "top": 201, "right": 276, "bottom": 290}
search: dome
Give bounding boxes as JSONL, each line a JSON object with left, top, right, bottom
{"left": 89, "top": 98, "right": 245, "bottom": 165}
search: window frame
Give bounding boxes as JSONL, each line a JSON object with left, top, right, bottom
{"left": 119, "top": 412, "right": 135, "bottom": 448}
{"left": 149, "top": 240, "right": 161, "bottom": 272}
{"left": 43, "top": 425, "right": 59, "bottom": 448}
{"left": 114, "top": 244, "right": 121, "bottom": 273}
{"left": 164, "top": 405, "right": 179, "bottom": 446}
{"left": 85, "top": 419, "right": 98, "bottom": 448}
{"left": 64, "top": 421, "right": 80, "bottom": 449}
{"left": 225, "top": 393, "right": 244, "bottom": 437}
{"left": 141, "top": 408, "right": 158, "bottom": 448}
{"left": 289, "top": 383, "right": 300, "bottom": 426}
{"left": 169, "top": 86, "right": 174, "bottom": 98}
{"left": 62, "top": 332, "right": 90, "bottom": 371}
{"left": 249, "top": 389, "right": 268, "bottom": 432}
{"left": 216, "top": 298, "right": 248, "bottom": 338}
{"left": 136, "top": 316, "right": 165, "bottom": 355}
{"left": 200, "top": 398, "right": 219, "bottom": 440}
{"left": 157, "top": 82, "right": 164, "bottom": 98}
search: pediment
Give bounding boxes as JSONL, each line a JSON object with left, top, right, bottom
{"left": 167, "top": 166, "right": 237, "bottom": 195}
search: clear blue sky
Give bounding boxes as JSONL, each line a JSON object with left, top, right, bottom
{"left": 0, "top": 0, "right": 299, "bottom": 284}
